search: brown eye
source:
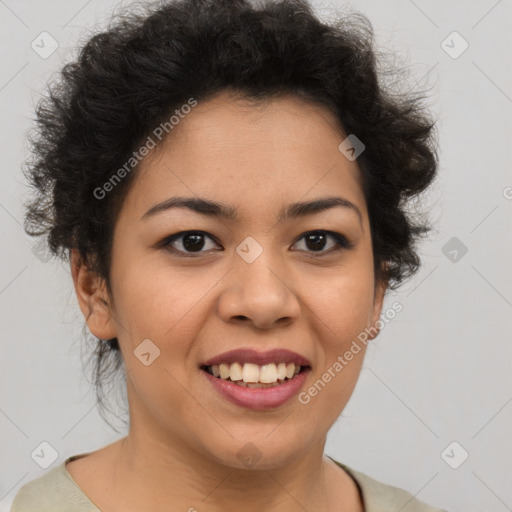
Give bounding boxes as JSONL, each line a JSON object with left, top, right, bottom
{"left": 159, "top": 229, "right": 352, "bottom": 258}
{"left": 292, "top": 230, "right": 353, "bottom": 255}
{"left": 160, "top": 231, "right": 220, "bottom": 256}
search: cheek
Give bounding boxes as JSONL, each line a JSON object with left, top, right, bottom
{"left": 297, "top": 346, "right": 367, "bottom": 437}
{"left": 110, "top": 261, "right": 219, "bottom": 367}
{"left": 124, "top": 360, "right": 201, "bottom": 445}
{"left": 312, "top": 271, "right": 376, "bottom": 341}
{"left": 315, "top": 285, "right": 371, "bottom": 378}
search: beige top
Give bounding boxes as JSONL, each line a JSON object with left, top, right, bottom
{"left": 10, "top": 453, "right": 448, "bottom": 511}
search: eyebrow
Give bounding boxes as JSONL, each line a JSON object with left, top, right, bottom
{"left": 141, "top": 195, "right": 363, "bottom": 227}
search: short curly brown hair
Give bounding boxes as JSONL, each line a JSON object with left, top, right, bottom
{"left": 22, "top": 0, "right": 439, "bottom": 427}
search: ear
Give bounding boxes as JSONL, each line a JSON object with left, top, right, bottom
{"left": 70, "top": 248, "right": 117, "bottom": 340}
{"left": 367, "top": 274, "right": 388, "bottom": 341}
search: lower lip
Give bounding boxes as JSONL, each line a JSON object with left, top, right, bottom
{"left": 202, "top": 369, "right": 310, "bottom": 410}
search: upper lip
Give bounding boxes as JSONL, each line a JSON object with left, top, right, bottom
{"left": 201, "top": 348, "right": 311, "bottom": 368}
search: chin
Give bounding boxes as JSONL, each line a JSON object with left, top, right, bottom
{"left": 202, "top": 429, "right": 316, "bottom": 472}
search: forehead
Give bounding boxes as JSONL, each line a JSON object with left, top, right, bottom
{"left": 165, "top": 90, "right": 351, "bottom": 154}
{"left": 121, "top": 91, "right": 366, "bottom": 223}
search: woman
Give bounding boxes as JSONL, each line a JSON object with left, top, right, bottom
{"left": 13, "top": 0, "right": 446, "bottom": 510}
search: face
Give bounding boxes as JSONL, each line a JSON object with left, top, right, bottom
{"left": 74, "top": 91, "right": 387, "bottom": 470}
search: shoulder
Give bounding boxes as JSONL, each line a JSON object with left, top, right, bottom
{"left": 10, "top": 455, "right": 100, "bottom": 512}
{"left": 329, "top": 457, "right": 449, "bottom": 512}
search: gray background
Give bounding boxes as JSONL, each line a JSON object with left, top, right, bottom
{"left": 1, "top": 1, "right": 511, "bottom": 510}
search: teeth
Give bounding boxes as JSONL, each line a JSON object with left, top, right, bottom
{"left": 206, "top": 362, "right": 304, "bottom": 384}
{"left": 260, "top": 363, "right": 277, "bottom": 383}
{"left": 242, "top": 363, "right": 260, "bottom": 383}
{"left": 229, "top": 362, "right": 243, "bottom": 381}
{"left": 219, "top": 363, "right": 230, "bottom": 380}
{"left": 276, "top": 362, "right": 287, "bottom": 380}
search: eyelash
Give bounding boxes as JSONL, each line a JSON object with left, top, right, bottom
{"left": 158, "top": 230, "right": 353, "bottom": 258}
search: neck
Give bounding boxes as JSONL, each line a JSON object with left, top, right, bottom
{"left": 105, "top": 425, "right": 358, "bottom": 512}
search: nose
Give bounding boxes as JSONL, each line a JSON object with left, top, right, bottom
{"left": 217, "top": 252, "right": 301, "bottom": 330}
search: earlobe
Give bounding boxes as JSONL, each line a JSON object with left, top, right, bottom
{"left": 70, "top": 249, "right": 117, "bottom": 340}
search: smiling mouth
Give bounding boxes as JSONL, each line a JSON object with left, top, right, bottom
{"left": 200, "top": 362, "right": 310, "bottom": 389}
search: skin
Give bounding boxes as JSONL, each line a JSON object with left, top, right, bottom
{"left": 69, "top": 90, "right": 388, "bottom": 512}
